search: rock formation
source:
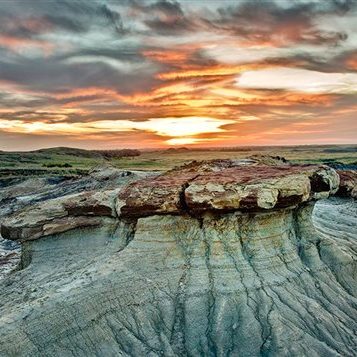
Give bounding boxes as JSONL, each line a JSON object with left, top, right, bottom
{"left": 336, "top": 170, "right": 357, "bottom": 198}
{"left": 118, "top": 160, "right": 338, "bottom": 216}
{"left": 0, "top": 160, "right": 356, "bottom": 356}
{"left": 0, "top": 164, "right": 153, "bottom": 279}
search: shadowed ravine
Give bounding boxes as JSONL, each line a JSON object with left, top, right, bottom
{"left": 0, "top": 159, "right": 356, "bottom": 356}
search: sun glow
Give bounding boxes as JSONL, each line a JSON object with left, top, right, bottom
{"left": 0, "top": 116, "right": 235, "bottom": 146}
{"left": 166, "top": 138, "right": 201, "bottom": 145}
{"left": 135, "top": 117, "right": 234, "bottom": 137}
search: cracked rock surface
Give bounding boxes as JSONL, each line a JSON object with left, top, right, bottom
{"left": 119, "top": 160, "right": 339, "bottom": 216}
{"left": 0, "top": 165, "right": 154, "bottom": 278}
{"left": 0, "top": 160, "right": 356, "bottom": 356}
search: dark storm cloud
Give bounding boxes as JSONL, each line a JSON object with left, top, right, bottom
{"left": 129, "top": 0, "right": 195, "bottom": 34}
{"left": 122, "top": 0, "right": 356, "bottom": 44}
{"left": 0, "top": 1, "right": 163, "bottom": 96}
{"left": 257, "top": 48, "right": 357, "bottom": 74}
{"left": 0, "top": 0, "right": 127, "bottom": 40}
{"left": 202, "top": 0, "right": 354, "bottom": 46}
{"left": 145, "top": 0, "right": 193, "bottom": 34}
{"left": 100, "top": 4, "right": 127, "bottom": 35}
{"left": 0, "top": 55, "right": 160, "bottom": 94}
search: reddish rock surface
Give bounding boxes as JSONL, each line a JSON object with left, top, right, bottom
{"left": 118, "top": 160, "right": 339, "bottom": 217}
{"left": 1, "top": 159, "right": 347, "bottom": 241}
{"left": 336, "top": 170, "right": 357, "bottom": 198}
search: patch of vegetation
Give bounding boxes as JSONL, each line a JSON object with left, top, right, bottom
{"left": 94, "top": 149, "right": 140, "bottom": 159}
{"left": 35, "top": 147, "right": 101, "bottom": 158}
{"left": 323, "top": 147, "right": 357, "bottom": 153}
{"left": 0, "top": 145, "right": 356, "bottom": 178}
{"left": 42, "top": 163, "right": 73, "bottom": 168}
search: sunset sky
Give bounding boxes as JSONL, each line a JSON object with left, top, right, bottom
{"left": 0, "top": 0, "right": 356, "bottom": 150}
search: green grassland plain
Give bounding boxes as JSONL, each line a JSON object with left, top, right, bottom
{"left": 0, "top": 145, "right": 356, "bottom": 184}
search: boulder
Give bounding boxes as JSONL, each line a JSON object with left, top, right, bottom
{"left": 1, "top": 189, "right": 119, "bottom": 241}
{"left": 119, "top": 161, "right": 339, "bottom": 217}
{"left": 336, "top": 170, "right": 357, "bottom": 198}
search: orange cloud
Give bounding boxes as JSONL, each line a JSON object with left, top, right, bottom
{"left": 346, "top": 55, "right": 357, "bottom": 70}
{"left": 0, "top": 35, "right": 53, "bottom": 54}
{"left": 157, "top": 64, "right": 263, "bottom": 80}
{"left": 0, "top": 116, "right": 235, "bottom": 147}
{"left": 143, "top": 49, "right": 190, "bottom": 65}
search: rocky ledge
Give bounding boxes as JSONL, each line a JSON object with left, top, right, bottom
{"left": 336, "top": 170, "right": 357, "bottom": 198}
{"left": 118, "top": 160, "right": 339, "bottom": 217}
{"left": 0, "top": 159, "right": 356, "bottom": 356}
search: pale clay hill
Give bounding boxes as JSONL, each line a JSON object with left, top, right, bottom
{"left": 0, "top": 156, "right": 356, "bottom": 356}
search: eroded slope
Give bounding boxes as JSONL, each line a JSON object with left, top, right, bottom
{"left": 0, "top": 160, "right": 356, "bottom": 356}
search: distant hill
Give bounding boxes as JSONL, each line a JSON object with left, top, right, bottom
{"left": 0, "top": 147, "right": 142, "bottom": 185}
{"left": 35, "top": 147, "right": 101, "bottom": 158}
{"left": 94, "top": 149, "right": 140, "bottom": 158}
{"left": 30, "top": 147, "right": 141, "bottom": 159}
{"left": 164, "top": 147, "right": 189, "bottom": 153}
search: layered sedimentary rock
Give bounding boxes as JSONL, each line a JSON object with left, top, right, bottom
{"left": 336, "top": 170, "right": 357, "bottom": 198}
{"left": 1, "top": 189, "right": 120, "bottom": 241}
{"left": 314, "top": 197, "right": 357, "bottom": 245}
{"left": 0, "top": 160, "right": 356, "bottom": 356}
{"left": 118, "top": 160, "right": 339, "bottom": 216}
{"left": 0, "top": 165, "right": 153, "bottom": 278}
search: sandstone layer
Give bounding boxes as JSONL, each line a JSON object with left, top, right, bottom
{"left": 0, "top": 160, "right": 356, "bottom": 356}
{"left": 0, "top": 165, "right": 153, "bottom": 277}
{"left": 118, "top": 160, "right": 339, "bottom": 217}
{"left": 336, "top": 170, "right": 357, "bottom": 198}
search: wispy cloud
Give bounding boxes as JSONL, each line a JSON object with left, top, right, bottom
{"left": 0, "top": 0, "right": 356, "bottom": 149}
{"left": 236, "top": 67, "right": 357, "bottom": 93}
{"left": 0, "top": 116, "right": 235, "bottom": 145}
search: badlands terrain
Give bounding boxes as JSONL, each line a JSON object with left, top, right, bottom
{"left": 0, "top": 149, "right": 356, "bottom": 356}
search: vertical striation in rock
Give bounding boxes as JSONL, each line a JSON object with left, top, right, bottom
{"left": 0, "top": 160, "right": 356, "bottom": 356}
